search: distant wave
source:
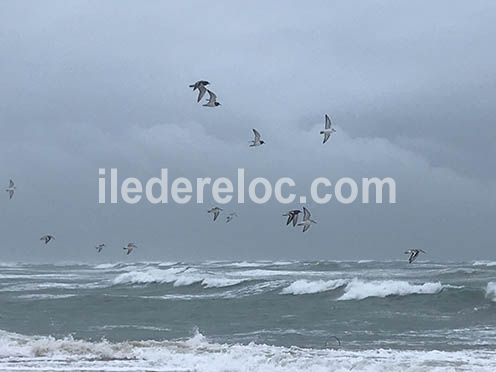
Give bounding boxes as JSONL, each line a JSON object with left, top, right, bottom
{"left": 338, "top": 279, "right": 445, "bottom": 300}
{"left": 112, "top": 268, "right": 247, "bottom": 288}
{"left": 486, "top": 282, "right": 496, "bottom": 302}
{"left": 281, "top": 279, "right": 347, "bottom": 295}
{"left": 473, "top": 261, "right": 496, "bottom": 267}
{"left": 0, "top": 329, "right": 495, "bottom": 371}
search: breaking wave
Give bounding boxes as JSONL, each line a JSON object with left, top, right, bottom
{"left": 338, "top": 279, "right": 445, "bottom": 300}
{"left": 0, "top": 329, "right": 495, "bottom": 371}
{"left": 112, "top": 268, "right": 247, "bottom": 288}
{"left": 281, "top": 279, "right": 347, "bottom": 295}
{"left": 486, "top": 282, "right": 496, "bottom": 302}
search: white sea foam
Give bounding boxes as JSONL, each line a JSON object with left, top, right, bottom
{"left": 112, "top": 268, "right": 247, "bottom": 289}
{"left": 281, "top": 279, "right": 347, "bottom": 295}
{"left": 473, "top": 261, "right": 496, "bottom": 267}
{"left": 94, "top": 263, "right": 121, "bottom": 269}
{"left": 485, "top": 282, "right": 496, "bottom": 302}
{"left": 0, "top": 329, "right": 495, "bottom": 371}
{"left": 338, "top": 279, "right": 444, "bottom": 300}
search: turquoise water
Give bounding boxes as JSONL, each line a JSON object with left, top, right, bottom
{"left": 0, "top": 260, "right": 495, "bottom": 371}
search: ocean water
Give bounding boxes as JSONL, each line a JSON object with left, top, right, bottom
{"left": 0, "top": 260, "right": 495, "bottom": 371}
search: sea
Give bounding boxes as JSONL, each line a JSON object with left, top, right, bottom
{"left": 0, "top": 260, "right": 495, "bottom": 371}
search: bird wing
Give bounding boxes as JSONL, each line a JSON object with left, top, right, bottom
{"left": 286, "top": 213, "right": 294, "bottom": 226}
{"left": 409, "top": 251, "right": 418, "bottom": 263}
{"left": 323, "top": 132, "right": 330, "bottom": 144}
{"left": 252, "top": 129, "right": 261, "bottom": 141}
{"left": 197, "top": 84, "right": 207, "bottom": 102}
{"left": 9, "top": 179, "right": 14, "bottom": 188}
{"left": 302, "top": 223, "right": 310, "bottom": 232}
{"left": 302, "top": 207, "right": 311, "bottom": 220}
{"left": 292, "top": 213, "right": 299, "bottom": 227}
{"left": 206, "top": 89, "right": 217, "bottom": 103}
{"left": 9, "top": 190, "right": 14, "bottom": 199}
{"left": 213, "top": 210, "right": 220, "bottom": 221}
{"left": 325, "top": 114, "right": 331, "bottom": 129}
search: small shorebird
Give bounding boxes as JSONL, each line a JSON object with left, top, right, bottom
{"left": 320, "top": 114, "right": 336, "bottom": 144}
{"left": 203, "top": 89, "right": 221, "bottom": 107}
{"left": 282, "top": 209, "right": 302, "bottom": 227}
{"left": 297, "top": 207, "right": 317, "bottom": 232}
{"left": 208, "top": 207, "right": 223, "bottom": 221}
{"left": 405, "top": 249, "right": 426, "bottom": 263}
{"left": 40, "top": 234, "right": 55, "bottom": 244}
{"left": 226, "top": 212, "right": 238, "bottom": 223}
{"left": 95, "top": 243, "right": 105, "bottom": 253}
{"left": 5, "top": 179, "right": 15, "bottom": 199}
{"left": 189, "top": 80, "right": 210, "bottom": 102}
{"left": 123, "top": 243, "right": 137, "bottom": 255}
{"left": 249, "top": 129, "right": 265, "bottom": 147}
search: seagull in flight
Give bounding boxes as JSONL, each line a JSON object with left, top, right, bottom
{"left": 320, "top": 114, "right": 336, "bottom": 144}
{"left": 297, "top": 207, "right": 317, "bottom": 232}
{"left": 282, "top": 209, "right": 302, "bottom": 227}
{"left": 40, "top": 234, "right": 55, "bottom": 244}
{"left": 405, "top": 249, "right": 426, "bottom": 264}
{"left": 123, "top": 243, "right": 137, "bottom": 255}
{"left": 203, "top": 89, "right": 221, "bottom": 107}
{"left": 207, "top": 207, "right": 223, "bottom": 221}
{"left": 95, "top": 243, "right": 105, "bottom": 253}
{"left": 226, "top": 212, "right": 238, "bottom": 223}
{"left": 189, "top": 80, "right": 210, "bottom": 102}
{"left": 5, "top": 179, "right": 15, "bottom": 199}
{"left": 249, "top": 129, "right": 265, "bottom": 147}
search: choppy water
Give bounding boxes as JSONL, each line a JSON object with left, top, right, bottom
{"left": 0, "top": 260, "right": 495, "bottom": 371}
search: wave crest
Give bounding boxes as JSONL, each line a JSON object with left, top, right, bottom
{"left": 486, "top": 282, "right": 496, "bottom": 302}
{"left": 338, "top": 279, "right": 444, "bottom": 300}
{"left": 281, "top": 279, "right": 347, "bottom": 295}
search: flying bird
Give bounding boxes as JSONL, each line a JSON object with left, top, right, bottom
{"left": 123, "top": 243, "right": 137, "bottom": 255}
{"left": 40, "top": 234, "right": 55, "bottom": 244}
{"left": 189, "top": 80, "right": 210, "bottom": 102}
{"left": 5, "top": 179, "right": 15, "bottom": 199}
{"left": 282, "top": 209, "right": 302, "bottom": 227}
{"left": 208, "top": 207, "right": 223, "bottom": 221}
{"left": 203, "top": 89, "right": 221, "bottom": 107}
{"left": 297, "top": 207, "right": 317, "bottom": 232}
{"left": 226, "top": 212, "right": 238, "bottom": 223}
{"left": 95, "top": 243, "right": 105, "bottom": 253}
{"left": 320, "top": 114, "right": 336, "bottom": 144}
{"left": 405, "top": 249, "right": 426, "bottom": 264}
{"left": 249, "top": 129, "right": 265, "bottom": 147}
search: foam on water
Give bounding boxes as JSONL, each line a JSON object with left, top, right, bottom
{"left": 338, "top": 279, "right": 444, "bottom": 300}
{"left": 0, "top": 329, "right": 495, "bottom": 371}
{"left": 281, "top": 279, "right": 347, "bottom": 295}
{"left": 112, "top": 267, "right": 247, "bottom": 288}
{"left": 485, "top": 282, "right": 496, "bottom": 302}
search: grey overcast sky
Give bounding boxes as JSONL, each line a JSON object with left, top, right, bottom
{"left": 0, "top": 1, "right": 495, "bottom": 262}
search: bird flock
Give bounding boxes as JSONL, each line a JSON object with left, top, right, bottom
{"left": 3, "top": 80, "right": 423, "bottom": 263}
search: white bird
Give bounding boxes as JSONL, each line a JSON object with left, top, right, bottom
{"left": 95, "top": 243, "right": 105, "bottom": 253}
{"left": 40, "top": 234, "right": 55, "bottom": 244}
{"left": 208, "top": 207, "right": 223, "bottom": 221}
{"left": 297, "top": 207, "right": 317, "bottom": 232}
{"left": 249, "top": 129, "right": 265, "bottom": 147}
{"left": 123, "top": 242, "right": 137, "bottom": 255}
{"left": 282, "top": 209, "right": 302, "bottom": 227}
{"left": 189, "top": 80, "right": 210, "bottom": 102}
{"left": 226, "top": 212, "right": 238, "bottom": 223}
{"left": 405, "top": 249, "right": 426, "bottom": 263}
{"left": 320, "top": 114, "right": 336, "bottom": 144}
{"left": 203, "top": 89, "right": 221, "bottom": 107}
{"left": 5, "top": 179, "right": 15, "bottom": 199}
